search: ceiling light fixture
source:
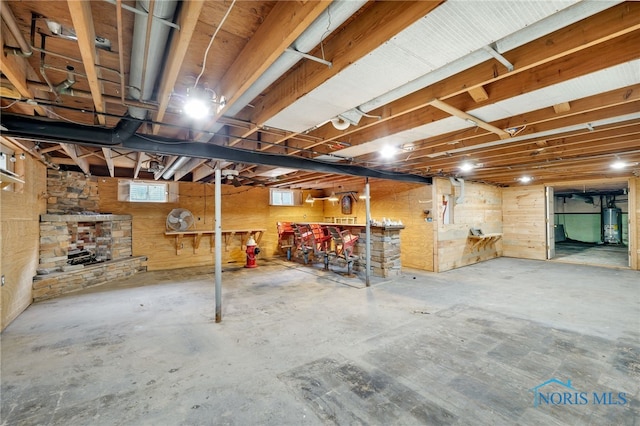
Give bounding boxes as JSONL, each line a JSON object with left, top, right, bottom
{"left": 380, "top": 145, "right": 398, "bottom": 159}
{"left": 517, "top": 176, "right": 533, "bottom": 183}
{"left": 459, "top": 162, "right": 475, "bottom": 172}
{"left": 328, "top": 192, "right": 339, "bottom": 202}
{"left": 610, "top": 160, "right": 627, "bottom": 170}
{"left": 305, "top": 193, "right": 314, "bottom": 203}
{"left": 182, "top": 86, "right": 225, "bottom": 120}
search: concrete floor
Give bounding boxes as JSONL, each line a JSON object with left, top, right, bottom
{"left": 1, "top": 257, "right": 639, "bottom": 425}
{"left": 554, "top": 241, "right": 629, "bottom": 268}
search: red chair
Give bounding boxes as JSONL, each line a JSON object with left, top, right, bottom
{"left": 292, "top": 224, "right": 314, "bottom": 264}
{"left": 327, "top": 226, "right": 359, "bottom": 275}
{"left": 277, "top": 222, "right": 295, "bottom": 260}
{"left": 309, "top": 223, "right": 332, "bottom": 269}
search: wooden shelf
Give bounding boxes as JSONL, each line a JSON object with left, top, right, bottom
{"left": 165, "top": 229, "right": 265, "bottom": 255}
{"left": 468, "top": 233, "right": 502, "bottom": 251}
{"left": 0, "top": 169, "right": 24, "bottom": 188}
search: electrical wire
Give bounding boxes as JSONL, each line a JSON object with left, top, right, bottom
{"left": 319, "top": 4, "right": 332, "bottom": 62}
{"left": 0, "top": 99, "right": 20, "bottom": 109}
{"left": 194, "top": 0, "right": 237, "bottom": 89}
{"left": 44, "top": 108, "right": 93, "bottom": 126}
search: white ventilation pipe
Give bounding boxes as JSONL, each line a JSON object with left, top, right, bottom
{"left": 449, "top": 177, "right": 465, "bottom": 204}
{"left": 349, "top": 1, "right": 619, "bottom": 116}
{"left": 331, "top": 116, "right": 351, "bottom": 130}
{"left": 1, "top": 4, "right": 32, "bottom": 56}
{"left": 128, "top": 0, "right": 179, "bottom": 120}
{"left": 178, "top": 0, "right": 365, "bottom": 180}
{"left": 203, "top": 0, "right": 366, "bottom": 137}
{"left": 162, "top": 156, "right": 190, "bottom": 180}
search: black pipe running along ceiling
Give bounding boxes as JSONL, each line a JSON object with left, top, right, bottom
{"left": 1, "top": 114, "right": 433, "bottom": 184}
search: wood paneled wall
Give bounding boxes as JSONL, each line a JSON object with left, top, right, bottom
{"left": 433, "top": 178, "right": 502, "bottom": 272}
{"left": 98, "top": 179, "right": 325, "bottom": 271}
{"left": 1, "top": 152, "right": 46, "bottom": 331}
{"left": 304, "top": 180, "right": 434, "bottom": 271}
{"left": 502, "top": 185, "right": 547, "bottom": 260}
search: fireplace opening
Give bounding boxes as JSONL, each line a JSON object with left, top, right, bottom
{"left": 67, "top": 249, "right": 97, "bottom": 266}
{"left": 38, "top": 213, "right": 132, "bottom": 274}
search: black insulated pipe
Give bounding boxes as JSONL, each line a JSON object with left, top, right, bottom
{"left": 0, "top": 114, "right": 432, "bottom": 184}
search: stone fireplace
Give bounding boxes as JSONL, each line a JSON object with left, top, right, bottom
{"left": 33, "top": 170, "right": 146, "bottom": 301}
{"left": 33, "top": 213, "right": 146, "bottom": 302}
{"left": 38, "top": 213, "right": 133, "bottom": 269}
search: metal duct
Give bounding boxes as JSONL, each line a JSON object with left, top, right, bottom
{"left": 204, "top": 0, "right": 366, "bottom": 136}
{"left": 112, "top": 117, "right": 146, "bottom": 144}
{"left": 348, "top": 2, "right": 619, "bottom": 116}
{"left": 128, "top": 0, "right": 179, "bottom": 120}
{"left": 0, "top": 114, "right": 432, "bottom": 185}
{"left": 449, "top": 177, "right": 465, "bottom": 204}
{"left": 161, "top": 156, "right": 190, "bottom": 179}
{"left": 1, "top": 4, "right": 33, "bottom": 57}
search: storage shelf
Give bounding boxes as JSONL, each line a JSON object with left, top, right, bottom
{"left": 468, "top": 233, "right": 502, "bottom": 251}
{"left": 165, "top": 229, "right": 265, "bottom": 255}
{"left": 0, "top": 169, "right": 24, "bottom": 188}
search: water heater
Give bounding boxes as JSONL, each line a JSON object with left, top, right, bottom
{"left": 603, "top": 208, "right": 622, "bottom": 244}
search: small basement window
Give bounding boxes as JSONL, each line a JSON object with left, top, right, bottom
{"left": 270, "top": 188, "right": 300, "bottom": 206}
{"left": 118, "top": 180, "right": 178, "bottom": 203}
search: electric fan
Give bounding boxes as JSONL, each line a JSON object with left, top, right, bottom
{"left": 166, "top": 208, "right": 195, "bottom": 231}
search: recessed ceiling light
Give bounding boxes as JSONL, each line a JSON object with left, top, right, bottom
{"left": 610, "top": 161, "right": 627, "bottom": 170}
{"left": 517, "top": 176, "right": 533, "bottom": 183}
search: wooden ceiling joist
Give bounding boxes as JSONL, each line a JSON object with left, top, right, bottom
{"left": 59, "top": 143, "right": 90, "bottom": 175}
{"left": 67, "top": 0, "right": 107, "bottom": 126}
{"left": 152, "top": 0, "right": 205, "bottom": 134}
{"left": 428, "top": 98, "right": 511, "bottom": 139}
{"left": 468, "top": 86, "right": 489, "bottom": 103}
{"left": 250, "top": 0, "right": 444, "bottom": 127}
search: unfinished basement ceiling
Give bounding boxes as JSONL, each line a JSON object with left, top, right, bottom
{"left": 264, "top": 0, "right": 585, "bottom": 133}
{"left": 1, "top": 0, "right": 638, "bottom": 188}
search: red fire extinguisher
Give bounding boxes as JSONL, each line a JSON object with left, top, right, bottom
{"left": 245, "top": 237, "right": 260, "bottom": 268}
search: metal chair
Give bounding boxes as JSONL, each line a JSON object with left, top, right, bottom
{"left": 309, "top": 223, "right": 332, "bottom": 269}
{"left": 277, "top": 222, "right": 295, "bottom": 260}
{"left": 292, "top": 224, "right": 314, "bottom": 264}
{"left": 327, "top": 226, "right": 359, "bottom": 275}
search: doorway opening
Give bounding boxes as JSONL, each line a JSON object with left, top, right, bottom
{"left": 546, "top": 181, "right": 630, "bottom": 268}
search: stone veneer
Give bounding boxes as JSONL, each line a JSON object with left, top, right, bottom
{"left": 34, "top": 170, "right": 146, "bottom": 301}
{"left": 46, "top": 169, "right": 99, "bottom": 214}
{"left": 39, "top": 214, "right": 133, "bottom": 269}
{"left": 32, "top": 256, "right": 147, "bottom": 301}
{"left": 355, "top": 225, "right": 404, "bottom": 278}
